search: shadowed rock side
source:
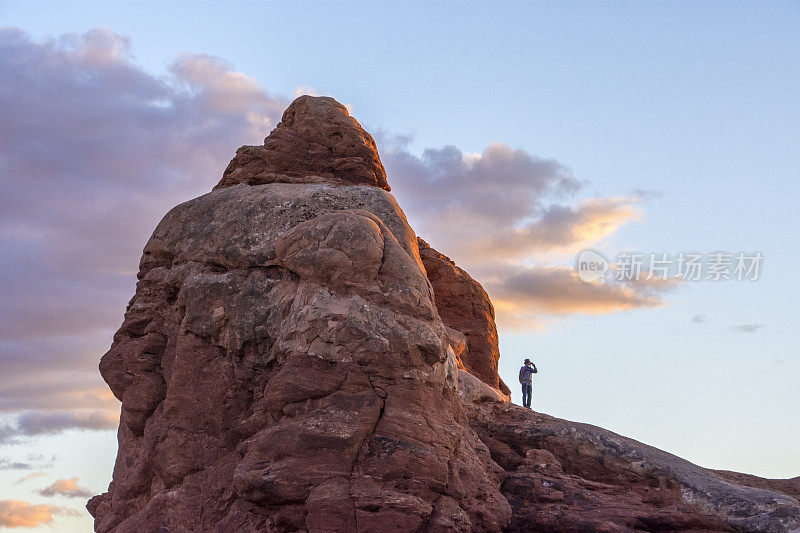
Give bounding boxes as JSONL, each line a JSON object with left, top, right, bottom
{"left": 90, "top": 96, "right": 800, "bottom": 532}
{"left": 215, "top": 95, "right": 389, "bottom": 191}
{"left": 417, "top": 238, "right": 510, "bottom": 396}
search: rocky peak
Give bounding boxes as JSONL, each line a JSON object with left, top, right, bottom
{"left": 215, "top": 95, "right": 389, "bottom": 190}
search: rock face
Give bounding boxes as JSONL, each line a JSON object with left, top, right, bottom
{"left": 90, "top": 96, "right": 800, "bottom": 532}
{"left": 90, "top": 183, "right": 510, "bottom": 532}
{"left": 215, "top": 96, "right": 389, "bottom": 191}
{"left": 418, "top": 239, "right": 509, "bottom": 396}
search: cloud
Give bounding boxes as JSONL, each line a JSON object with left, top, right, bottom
{"left": 0, "top": 500, "right": 79, "bottom": 528}
{"left": 486, "top": 267, "right": 662, "bottom": 314}
{"left": 38, "top": 477, "right": 92, "bottom": 498}
{"left": 294, "top": 85, "right": 320, "bottom": 97}
{"left": 479, "top": 265, "right": 671, "bottom": 329}
{"left": 629, "top": 188, "right": 663, "bottom": 201}
{"left": 732, "top": 323, "right": 764, "bottom": 333}
{"left": 0, "top": 454, "right": 54, "bottom": 471}
{"left": 0, "top": 372, "right": 118, "bottom": 413}
{"left": 15, "top": 472, "right": 49, "bottom": 485}
{"left": 692, "top": 314, "right": 707, "bottom": 324}
{"left": 0, "top": 410, "right": 119, "bottom": 444}
{"left": 385, "top": 142, "right": 582, "bottom": 240}
{"left": 0, "top": 27, "right": 286, "bottom": 433}
{"left": 0, "top": 458, "right": 33, "bottom": 471}
{"left": 518, "top": 198, "right": 641, "bottom": 251}
{"left": 383, "top": 141, "right": 642, "bottom": 262}
{"left": 382, "top": 139, "right": 660, "bottom": 328}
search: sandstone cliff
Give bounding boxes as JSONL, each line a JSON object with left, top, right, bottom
{"left": 89, "top": 96, "right": 800, "bottom": 532}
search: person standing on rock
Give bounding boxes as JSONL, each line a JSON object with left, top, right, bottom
{"left": 519, "top": 358, "right": 537, "bottom": 408}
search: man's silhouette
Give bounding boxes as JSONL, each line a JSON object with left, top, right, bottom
{"left": 518, "top": 358, "right": 538, "bottom": 408}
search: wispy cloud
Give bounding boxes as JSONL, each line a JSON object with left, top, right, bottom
{"left": 0, "top": 410, "right": 119, "bottom": 444}
{"left": 0, "top": 499, "right": 79, "bottom": 528}
{"left": 0, "top": 458, "right": 33, "bottom": 471}
{"left": 692, "top": 314, "right": 707, "bottom": 324}
{"left": 384, "top": 142, "right": 583, "bottom": 260}
{"left": 732, "top": 323, "right": 764, "bottom": 333}
{"left": 15, "top": 471, "right": 49, "bottom": 485}
{"left": 294, "top": 85, "right": 320, "bottom": 97}
{"left": 505, "top": 197, "right": 641, "bottom": 254}
{"left": 38, "top": 477, "right": 92, "bottom": 498}
{"left": 0, "top": 455, "right": 54, "bottom": 471}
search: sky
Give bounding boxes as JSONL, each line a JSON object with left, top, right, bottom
{"left": 1, "top": 1, "right": 799, "bottom": 530}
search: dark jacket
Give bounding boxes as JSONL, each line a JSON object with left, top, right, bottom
{"left": 519, "top": 364, "right": 537, "bottom": 384}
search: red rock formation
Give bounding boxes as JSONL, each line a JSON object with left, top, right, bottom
{"left": 89, "top": 140, "right": 510, "bottom": 530}
{"left": 90, "top": 96, "right": 800, "bottom": 532}
{"left": 214, "top": 95, "right": 389, "bottom": 191}
{"left": 417, "top": 238, "right": 510, "bottom": 396}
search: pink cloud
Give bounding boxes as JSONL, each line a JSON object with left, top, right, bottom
{"left": 0, "top": 499, "right": 79, "bottom": 528}
{"left": 38, "top": 477, "right": 93, "bottom": 498}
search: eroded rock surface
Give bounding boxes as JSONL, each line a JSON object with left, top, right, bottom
{"left": 418, "top": 239, "right": 509, "bottom": 395}
{"left": 459, "top": 370, "right": 800, "bottom": 532}
{"left": 215, "top": 95, "right": 389, "bottom": 191}
{"left": 90, "top": 183, "right": 510, "bottom": 532}
{"left": 91, "top": 96, "right": 800, "bottom": 532}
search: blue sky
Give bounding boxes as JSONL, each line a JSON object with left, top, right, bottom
{"left": 1, "top": 1, "right": 799, "bottom": 530}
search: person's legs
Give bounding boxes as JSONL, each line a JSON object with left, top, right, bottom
{"left": 522, "top": 383, "right": 532, "bottom": 407}
{"left": 526, "top": 383, "right": 533, "bottom": 408}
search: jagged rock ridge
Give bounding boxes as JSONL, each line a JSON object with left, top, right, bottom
{"left": 89, "top": 96, "right": 800, "bottom": 532}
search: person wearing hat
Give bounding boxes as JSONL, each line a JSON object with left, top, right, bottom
{"left": 518, "top": 358, "right": 538, "bottom": 408}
